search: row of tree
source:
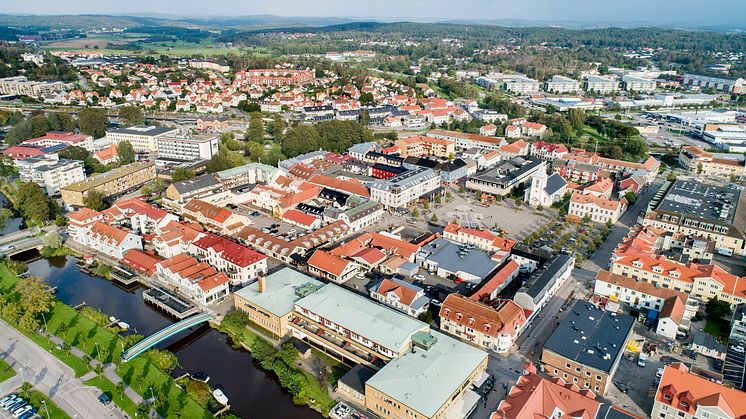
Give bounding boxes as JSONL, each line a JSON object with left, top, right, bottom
{"left": 4, "top": 108, "right": 109, "bottom": 146}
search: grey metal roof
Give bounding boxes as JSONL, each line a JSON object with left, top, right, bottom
{"left": 544, "top": 172, "right": 567, "bottom": 196}
{"left": 469, "top": 156, "right": 542, "bottom": 187}
{"left": 108, "top": 125, "right": 177, "bottom": 137}
{"left": 544, "top": 300, "right": 634, "bottom": 373}
{"left": 419, "top": 238, "right": 499, "bottom": 280}
{"left": 519, "top": 254, "right": 574, "bottom": 302}
{"left": 656, "top": 179, "right": 741, "bottom": 224}
{"left": 233, "top": 268, "right": 323, "bottom": 317}
{"left": 171, "top": 174, "right": 220, "bottom": 194}
{"left": 338, "top": 365, "right": 376, "bottom": 396}
{"left": 369, "top": 167, "right": 438, "bottom": 192}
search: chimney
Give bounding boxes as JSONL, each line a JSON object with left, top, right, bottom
{"left": 258, "top": 271, "right": 266, "bottom": 293}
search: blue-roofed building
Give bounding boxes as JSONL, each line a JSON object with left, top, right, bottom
{"left": 541, "top": 300, "right": 634, "bottom": 396}
{"left": 416, "top": 237, "right": 500, "bottom": 283}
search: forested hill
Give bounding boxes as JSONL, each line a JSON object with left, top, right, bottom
{"left": 223, "top": 21, "right": 746, "bottom": 53}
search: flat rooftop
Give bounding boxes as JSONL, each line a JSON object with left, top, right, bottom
{"left": 61, "top": 161, "right": 154, "bottom": 193}
{"left": 234, "top": 268, "right": 323, "bottom": 317}
{"left": 419, "top": 237, "right": 499, "bottom": 280}
{"left": 107, "top": 125, "right": 177, "bottom": 137}
{"left": 655, "top": 179, "right": 742, "bottom": 224}
{"left": 366, "top": 331, "right": 487, "bottom": 418}
{"left": 544, "top": 300, "right": 634, "bottom": 373}
{"left": 295, "top": 284, "right": 427, "bottom": 353}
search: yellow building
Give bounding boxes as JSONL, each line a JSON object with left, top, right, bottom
{"left": 61, "top": 162, "right": 156, "bottom": 208}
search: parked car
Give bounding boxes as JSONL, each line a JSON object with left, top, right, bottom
{"left": 250, "top": 211, "right": 261, "bottom": 217}
{"left": 0, "top": 396, "right": 19, "bottom": 409}
{"left": 412, "top": 274, "right": 425, "bottom": 281}
{"left": 6, "top": 400, "right": 27, "bottom": 413}
{"left": 12, "top": 405, "right": 32, "bottom": 418}
{"left": 0, "top": 395, "right": 17, "bottom": 406}
{"left": 430, "top": 299, "right": 442, "bottom": 307}
{"left": 18, "top": 409, "right": 36, "bottom": 419}
{"left": 98, "top": 392, "right": 112, "bottom": 405}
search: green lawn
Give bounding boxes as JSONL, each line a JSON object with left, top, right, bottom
{"left": 0, "top": 263, "right": 209, "bottom": 418}
{"left": 117, "top": 358, "right": 211, "bottom": 419}
{"left": 23, "top": 387, "right": 71, "bottom": 419}
{"left": 84, "top": 376, "right": 139, "bottom": 418}
{"left": 0, "top": 359, "right": 15, "bottom": 383}
{"left": 705, "top": 318, "right": 730, "bottom": 340}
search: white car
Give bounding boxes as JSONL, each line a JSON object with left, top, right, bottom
{"left": 430, "top": 299, "right": 442, "bottom": 307}
{"left": 412, "top": 274, "right": 425, "bottom": 281}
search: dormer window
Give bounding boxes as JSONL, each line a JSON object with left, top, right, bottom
{"left": 663, "top": 393, "right": 672, "bottom": 401}
{"left": 632, "top": 260, "right": 643, "bottom": 268}
{"left": 456, "top": 313, "right": 462, "bottom": 321}
{"left": 670, "top": 271, "right": 680, "bottom": 279}
{"left": 652, "top": 265, "right": 663, "bottom": 273}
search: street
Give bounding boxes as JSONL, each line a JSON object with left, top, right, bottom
{"left": 0, "top": 319, "right": 126, "bottom": 419}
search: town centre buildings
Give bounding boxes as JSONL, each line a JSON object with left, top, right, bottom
{"left": 233, "top": 269, "right": 487, "bottom": 419}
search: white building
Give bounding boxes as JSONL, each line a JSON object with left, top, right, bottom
{"left": 622, "top": 75, "right": 657, "bottom": 93}
{"left": 188, "top": 233, "right": 268, "bottom": 286}
{"left": 584, "top": 75, "right": 619, "bottom": 94}
{"left": 369, "top": 167, "right": 440, "bottom": 208}
{"left": 106, "top": 125, "right": 179, "bottom": 153}
{"left": 504, "top": 76, "right": 541, "bottom": 94}
{"left": 369, "top": 278, "right": 430, "bottom": 318}
{"left": 524, "top": 169, "right": 567, "bottom": 208}
{"left": 155, "top": 253, "right": 230, "bottom": 306}
{"left": 156, "top": 136, "right": 219, "bottom": 161}
{"left": 75, "top": 221, "right": 143, "bottom": 259}
{"left": 16, "top": 154, "right": 86, "bottom": 196}
{"left": 544, "top": 75, "right": 580, "bottom": 93}
{"left": 683, "top": 73, "right": 746, "bottom": 93}
{"left": 0, "top": 76, "right": 65, "bottom": 97}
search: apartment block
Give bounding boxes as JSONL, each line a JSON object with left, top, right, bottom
{"left": 16, "top": 154, "right": 85, "bottom": 196}
{"left": 156, "top": 136, "right": 219, "bottom": 161}
{"left": 106, "top": 125, "right": 178, "bottom": 153}
{"left": 61, "top": 161, "right": 156, "bottom": 208}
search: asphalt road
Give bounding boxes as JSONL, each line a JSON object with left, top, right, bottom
{"left": 0, "top": 319, "right": 126, "bottom": 419}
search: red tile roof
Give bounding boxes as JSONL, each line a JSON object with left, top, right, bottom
{"left": 192, "top": 233, "right": 266, "bottom": 267}
{"left": 122, "top": 249, "right": 163, "bottom": 275}
{"left": 492, "top": 372, "right": 601, "bottom": 419}
{"left": 282, "top": 209, "right": 319, "bottom": 227}
{"left": 374, "top": 278, "right": 420, "bottom": 305}
{"left": 656, "top": 363, "right": 746, "bottom": 417}
{"left": 472, "top": 260, "right": 520, "bottom": 302}
{"left": 307, "top": 250, "right": 353, "bottom": 276}
{"left": 440, "top": 294, "right": 526, "bottom": 339}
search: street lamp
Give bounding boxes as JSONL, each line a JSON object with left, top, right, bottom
{"left": 41, "top": 399, "right": 51, "bottom": 419}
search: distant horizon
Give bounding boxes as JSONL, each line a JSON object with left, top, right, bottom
{"left": 3, "top": 0, "right": 746, "bottom": 28}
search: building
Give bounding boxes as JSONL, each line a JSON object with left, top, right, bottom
{"left": 622, "top": 75, "right": 657, "bottom": 93}
{"left": 189, "top": 233, "right": 267, "bottom": 286}
{"left": 439, "top": 294, "right": 526, "bottom": 353}
{"left": 163, "top": 174, "right": 222, "bottom": 208}
{"left": 154, "top": 254, "right": 229, "bottom": 305}
{"left": 364, "top": 330, "right": 488, "bottom": 419}
{"left": 74, "top": 221, "right": 143, "bottom": 259}
{"left": 369, "top": 167, "right": 440, "bottom": 209}
{"left": 417, "top": 237, "right": 500, "bottom": 283}
{"left": 394, "top": 135, "right": 455, "bottom": 158}
{"left": 594, "top": 270, "right": 694, "bottom": 339}
{"left": 156, "top": 136, "right": 219, "bottom": 161}
{"left": 307, "top": 249, "right": 358, "bottom": 284}
{"left": 652, "top": 363, "right": 746, "bottom": 419}
{"left": 584, "top": 75, "right": 619, "bottom": 94}
{"left": 233, "top": 268, "right": 323, "bottom": 337}
{"left": 541, "top": 300, "right": 635, "bottom": 396}
{"left": 16, "top": 154, "right": 85, "bottom": 196}
{"left": 504, "top": 76, "right": 541, "bottom": 94}
{"left": 513, "top": 254, "right": 575, "bottom": 316}
{"left": 610, "top": 252, "right": 746, "bottom": 307}
{"left": 426, "top": 130, "right": 507, "bottom": 151}
{"left": 369, "top": 278, "right": 430, "bottom": 318}
{"left": 471, "top": 260, "right": 521, "bottom": 302}
{"left": 678, "top": 146, "right": 746, "bottom": 178}
{"left": 104, "top": 197, "right": 179, "bottom": 235}
{"left": 188, "top": 60, "right": 230, "bottom": 73}
{"left": 106, "top": 125, "right": 179, "bottom": 153}
{"left": 22, "top": 132, "right": 94, "bottom": 151}
{"left": 182, "top": 199, "right": 252, "bottom": 235}
{"left": 466, "top": 156, "right": 544, "bottom": 196}
{"left": 215, "top": 163, "right": 281, "bottom": 189}
{"left": 524, "top": 169, "right": 567, "bottom": 208}
{"left": 236, "top": 69, "right": 315, "bottom": 87}
{"left": 61, "top": 161, "right": 156, "bottom": 208}
{"left": 0, "top": 76, "right": 64, "bottom": 97}
{"left": 567, "top": 192, "right": 627, "bottom": 224}
{"left": 643, "top": 179, "right": 746, "bottom": 256}
{"left": 545, "top": 75, "right": 581, "bottom": 93}
{"left": 336, "top": 365, "right": 376, "bottom": 405}
{"left": 529, "top": 141, "right": 569, "bottom": 161}
{"left": 492, "top": 370, "right": 603, "bottom": 419}
{"left": 442, "top": 223, "right": 515, "bottom": 256}
{"left": 683, "top": 73, "right": 746, "bottom": 94}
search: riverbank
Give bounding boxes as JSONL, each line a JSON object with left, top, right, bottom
{"left": 0, "top": 261, "right": 211, "bottom": 418}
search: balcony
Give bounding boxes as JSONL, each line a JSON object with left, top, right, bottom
{"left": 290, "top": 317, "right": 385, "bottom": 369}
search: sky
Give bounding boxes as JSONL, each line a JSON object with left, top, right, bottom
{"left": 3, "top": 0, "right": 746, "bottom": 27}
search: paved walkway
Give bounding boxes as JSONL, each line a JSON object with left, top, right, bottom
{"left": 0, "top": 318, "right": 127, "bottom": 419}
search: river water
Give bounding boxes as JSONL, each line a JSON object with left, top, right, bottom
{"left": 15, "top": 253, "right": 322, "bottom": 419}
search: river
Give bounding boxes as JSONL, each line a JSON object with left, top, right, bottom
{"left": 14, "top": 252, "right": 322, "bottom": 419}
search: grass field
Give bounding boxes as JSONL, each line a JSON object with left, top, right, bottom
{"left": 84, "top": 376, "right": 139, "bottom": 418}
{"left": 23, "top": 387, "right": 71, "bottom": 419}
{"left": 42, "top": 33, "right": 246, "bottom": 57}
{"left": 0, "top": 359, "right": 15, "bottom": 384}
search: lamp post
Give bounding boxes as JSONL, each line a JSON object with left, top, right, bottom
{"left": 41, "top": 399, "right": 51, "bottom": 419}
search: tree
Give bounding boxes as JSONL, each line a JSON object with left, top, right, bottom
{"left": 360, "top": 110, "right": 371, "bottom": 126}
{"left": 267, "top": 115, "right": 285, "bottom": 141}
{"left": 117, "top": 140, "right": 136, "bottom": 165}
{"left": 78, "top": 108, "right": 108, "bottom": 138}
{"left": 14, "top": 181, "right": 52, "bottom": 225}
{"left": 16, "top": 276, "right": 53, "bottom": 317}
{"left": 42, "top": 231, "right": 63, "bottom": 250}
{"left": 46, "top": 112, "right": 76, "bottom": 132}
{"left": 705, "top": 297, "right": 732, "bottom": 319}
{"left": 84, "top": 190, "right": 107, "bottom": 211}
{"left": 237, "top": 100, "right": 261, "bottom": 113}
{"left": 246, "top": 112, "right": 265, "bottom": 143}
{"left": 624, "top": 191, "right": 638, "bottom": 205}
{"left": 118, "top": 106, "right": 144, "bottom": 125}
{"left": 171, "top": 167, "right": 195, "bottom": 182}
{"left": 281, "top": 124, "right": 320, "bottom": 157}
